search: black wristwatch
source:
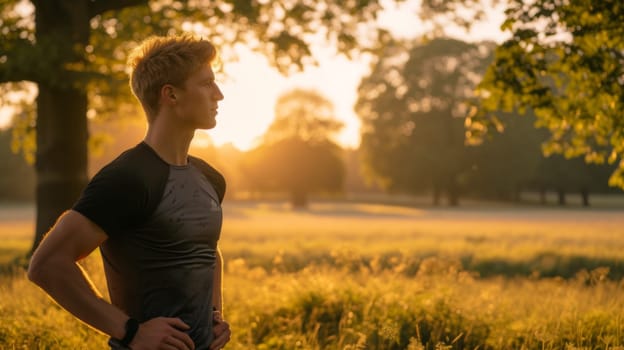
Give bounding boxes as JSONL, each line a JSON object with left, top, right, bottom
{"left": 120, "top": 317, "right": 140, "bottom": 347}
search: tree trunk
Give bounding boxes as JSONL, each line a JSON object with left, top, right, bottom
{"left": 557, "top": 188, "right": 566, "bottom": 206}
{"left": 447, "top": 177, "right": 459, "bottom": 207}
{"left": 291, "top": 189, "right": 308, "bottom": 209}
{"left": 31, "top": 0, "right": 90, "bottom": 254}
{"left": 581, "top": 188, "right": 590, "bottom": 207}
{"left": 32, "top": 86, "right": 89, "bottom": 253}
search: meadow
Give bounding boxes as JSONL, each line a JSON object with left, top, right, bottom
{"left": 1, "top": 198, "right": 624, "bottom": 349}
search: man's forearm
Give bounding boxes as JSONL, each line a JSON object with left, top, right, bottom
{"left": 28, "top": 257, "right": 128, "bottom": 340}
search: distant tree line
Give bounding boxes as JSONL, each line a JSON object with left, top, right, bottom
{"left": 1, "top": 78, "right": 619, "bottom": 207}
{"left": 355, "top": 37, "right": 621, "bottom": 206}
{"left": 2, "top": 34, "right": 622, "bottom": 207}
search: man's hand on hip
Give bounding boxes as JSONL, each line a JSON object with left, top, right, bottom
{"left": 210, "top": 316, "right": 231, "bottom": 350}
{"left": 130, "top": 317, "right": 195, "bottom": 350}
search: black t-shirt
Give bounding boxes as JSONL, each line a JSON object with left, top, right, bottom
{"left": 73, "top": 142, "right": 226, "bottom": 349}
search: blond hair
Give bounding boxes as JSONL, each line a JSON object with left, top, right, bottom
{"left": 128, "top": 34, "right": 217, "bottom": 120}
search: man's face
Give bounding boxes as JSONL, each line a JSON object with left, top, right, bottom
{"left": 173, "top": 64, "right": 224, "bottom": 130}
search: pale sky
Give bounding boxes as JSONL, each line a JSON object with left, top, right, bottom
{"left": 0, "top": 1, "right": 507, "bottom": 151}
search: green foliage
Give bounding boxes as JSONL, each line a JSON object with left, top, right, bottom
{"left": 419, "top": 0, "right": 503, "bottom": 30}
{"left": 471, "top": 0, "right": 624, "bottom": 189}
{"left": 1, "top": 0, "right": 406, "bottom": 95}
{"left": 356, "top": 38, "right": 496, "bottom": 204}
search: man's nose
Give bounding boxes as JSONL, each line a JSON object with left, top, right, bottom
{"left": 214, "top": 86, "right": 224, "bottom": 101}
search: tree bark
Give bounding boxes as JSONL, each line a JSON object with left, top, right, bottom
{"left": 32, "top": 86, "right": 89, "bottom": 253}
{"left": 30, "top": 0, "right": 90, "bottom": 254}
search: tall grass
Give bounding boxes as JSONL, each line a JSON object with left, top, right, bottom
{"left": 1, "top": 201, "right": 624, "bottom": 349}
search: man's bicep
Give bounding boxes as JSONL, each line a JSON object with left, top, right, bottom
{"left": 34, "top": 210, "right": 108, "bottom": 263}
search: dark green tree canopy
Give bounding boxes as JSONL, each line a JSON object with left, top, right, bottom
{"left": 469, "top": 0, "right": 624, "bottom": 188}
{"left": 356, "top": 37, "right": 495, "bottom": 204}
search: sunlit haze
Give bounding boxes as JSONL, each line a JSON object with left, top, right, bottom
{"left": 207, "top": 46, "right": 370, "bottom": 151}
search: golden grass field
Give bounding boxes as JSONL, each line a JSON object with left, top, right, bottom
{"left": 2, "top": 199, "right": 624, "bottom": 349}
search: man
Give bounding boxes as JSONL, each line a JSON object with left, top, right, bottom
{"left": 28, "top": 34, "right": 231, "bottom": 350}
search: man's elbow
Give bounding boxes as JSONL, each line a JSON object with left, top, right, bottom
{"left": 27, "top": 249, "right": 60, "bottom": 287}
{"left": 27, "top": 254, "right": 47, "bottom": 286}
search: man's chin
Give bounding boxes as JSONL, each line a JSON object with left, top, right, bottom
{"left": 197, "top": 119, "right": 217, "bottom": 130}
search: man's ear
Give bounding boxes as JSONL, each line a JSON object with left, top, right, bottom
{"left": 161, "top": 84, "right": 177, "bottom": 104}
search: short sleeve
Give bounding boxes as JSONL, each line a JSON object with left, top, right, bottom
{"left": 72, "top": 143, "right": 170, "bottom": 237}
{"left": 73, "top": 164, "right": 148, "bottom": 236}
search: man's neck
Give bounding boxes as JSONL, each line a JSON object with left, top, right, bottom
{"left": 143, "top": 119, "right": 195, "bottom": 166}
